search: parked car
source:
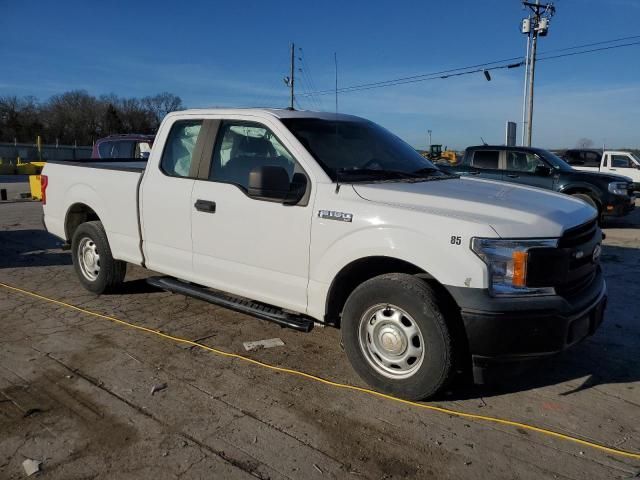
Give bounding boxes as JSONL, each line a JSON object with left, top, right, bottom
{"left": 92, "top": 134, "right": 155, "bottom": 160}
{"left": 41, "top": 109, "right": 606, "bottom": 400}
{"left": 561, "top": 149, "right": 640, "bottom": 191}
{"left": 441, "top": 145, "right": 635, "bottom": 221}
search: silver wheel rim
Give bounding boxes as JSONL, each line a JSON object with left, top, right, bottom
{"left": 77, "top": 237, "right": 100, "bottom": 281}
{"left": 358, "top": 304, "right": 425, "bottom": 379}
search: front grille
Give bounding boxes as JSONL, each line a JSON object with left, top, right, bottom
{"left": 528, "top": 219, "right": 601, "bottom": 298}
{"left": 558, "top": 218, "right": 597, "bottom": 248}
{"left": 556, "top": 270, "right": 596, "bottom": 297}
{"left": 555, "top": 219, "right": 601, "bottom": 298}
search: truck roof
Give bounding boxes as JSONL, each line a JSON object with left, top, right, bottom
{"left": 167, "top": 108, "right": 364, "bottom": 122}
{"left": 465, "top": 145, "right": 551, "bottom": 154}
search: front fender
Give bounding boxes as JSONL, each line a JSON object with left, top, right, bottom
{"left": 312, "top": 225, "right": 487, "bottom": 288}
{"left": 306, "top": 224, "right": 488, "bottom": 320}
{"left": 558, "top": 181, "right": 603, "bottom": 201}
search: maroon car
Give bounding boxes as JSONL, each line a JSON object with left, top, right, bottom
{"left": 92, "top": 134, "right": 155, "bottom": 159}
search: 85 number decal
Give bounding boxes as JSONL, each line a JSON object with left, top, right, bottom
{"left": 450, "top": 236, "right": 462, "bottom": 245}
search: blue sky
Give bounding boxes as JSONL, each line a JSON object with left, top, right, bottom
{"left": 1, "top": 0, "right": 639, "bottom": 149}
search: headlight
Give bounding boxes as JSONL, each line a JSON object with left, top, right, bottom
{"left": 608, "top": 182, "right": 629, "bottom": 196}
{"left": 471, "top": 238, "right": 558, "bottom": 296}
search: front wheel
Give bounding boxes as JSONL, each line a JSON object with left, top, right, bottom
{"left": 71, "top": 221, "right": 126, "bottom": 294}
{"left": 341, "top": 273, "right": 455, "bottom": 400}
{"left": 571, "top": 193, "right": 604, "bottom": 225}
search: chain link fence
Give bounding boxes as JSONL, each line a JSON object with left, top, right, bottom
{"left": 0, "top": 142, "right": 92, "bottom": 165}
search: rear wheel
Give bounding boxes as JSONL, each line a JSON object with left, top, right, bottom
{"left": 71, "top": 221, "right": 126, "bottom": 294}
{"left": 341, "top": 273, "right": 455, "bottom": 400}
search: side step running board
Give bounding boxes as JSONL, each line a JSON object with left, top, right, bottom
{"left": 146, "top": 276, "right": 314, "bottom": 333}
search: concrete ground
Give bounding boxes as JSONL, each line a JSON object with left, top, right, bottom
{"left": 0, "top": 201, "right": 639, "bottom": 479}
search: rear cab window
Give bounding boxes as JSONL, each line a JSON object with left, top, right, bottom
{"left": 470, "top": 150, "right": 500, "bottom": 169}
{"left": 160, "top": 121, "right": 204, "bottom": 177}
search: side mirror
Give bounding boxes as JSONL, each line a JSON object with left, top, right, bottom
{"left": 535, "top": 165, "right": 552, "bottom": 176}
{"left": 248, "top": 166, "right": 291, "bottom": 201}
{"left": 284, "top": 172, "right": 308, "bottom": 205}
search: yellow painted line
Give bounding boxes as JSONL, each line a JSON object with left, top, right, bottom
{"left": 1, "top": 281, "right": 638, "bottom": 461}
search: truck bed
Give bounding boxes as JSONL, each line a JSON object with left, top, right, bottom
{"left": 42, "top": 159, "right": 146, "bottom": 266}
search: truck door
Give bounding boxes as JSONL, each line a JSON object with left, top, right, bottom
{"left": 190, "top": 119, "right": 312, "bottom": 314}
{"left": 140, "top": 120, "right": 204, "bottom": 279}
{"left": 503, "top": 150, "right": 555, "bottom": 190}
{"left": 604, "top": 153, "right": 640, "bottom": 184}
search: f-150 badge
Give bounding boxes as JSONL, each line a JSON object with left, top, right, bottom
{"left": 318, "top": 210, "right": 353, "bottom": 222}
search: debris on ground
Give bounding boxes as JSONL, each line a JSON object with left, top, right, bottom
{"left": 150, "top": 383, "right": 168, "bottom": 395}
{"left": 22, "top": 458, "right": 42, "bottom": 476}
{"left": 23, "top": 408, "right": 43, "bottom": 418}
{"left": 242, "top": 338, "right": 285, "bottom": 351}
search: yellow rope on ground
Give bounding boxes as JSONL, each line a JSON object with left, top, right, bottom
{"left": 1, "top": 281, "right": 638, "bottom": 461}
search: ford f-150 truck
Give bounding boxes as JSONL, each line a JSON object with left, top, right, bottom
{"left": 561, "top": 149, "right": 640, "bottom": 191}
{"left": 41, "top": 109, "right": 607, "bottom": 400}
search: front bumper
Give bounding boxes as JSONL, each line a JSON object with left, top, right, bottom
{"left": 446, "top": 268, "right": 607, "bottom": 383}
{"left": 603, "top": 194, "right": 635, "bottom": 217}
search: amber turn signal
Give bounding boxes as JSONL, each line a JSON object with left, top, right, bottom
{"left": 512, "top": 251, "right": 528, "bottom": 287}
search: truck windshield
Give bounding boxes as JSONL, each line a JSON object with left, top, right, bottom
{"left": 282, "top": 118, "right": 448, "bottom": 182}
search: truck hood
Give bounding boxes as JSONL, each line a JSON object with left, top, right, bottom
{"left": 352, "top": 177, "right": 596, "bottom": 238}
{"left": 567, "top": 168, "right": 634, "bottom": 184}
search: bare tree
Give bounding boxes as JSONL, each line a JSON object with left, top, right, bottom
{"left": 576, "top": 138, "right": 594, "bottom": 148}
{"left": 0, "top": 90, "right": 183, "bottom": 145}
{"left": 141, "top": 92, "right": 183, "bottom": 129}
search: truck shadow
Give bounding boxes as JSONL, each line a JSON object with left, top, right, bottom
{"left": 0, "top": 229, "right": 72, "bottom": 268}
{"left": 453, "top": 243, "right": 640, "bottom": 400}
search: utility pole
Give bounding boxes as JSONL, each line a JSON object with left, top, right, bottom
{"left": 521, "top": 1, "right": 555, "bottom": 146}
{"left": 289, "top": 42, "right": 295, "bottom": 109}
{"left": 520, "top": 23, "right": 531, "bottom": 146}
{"left": 428, "top": 130, "right": 432, "bottom": 147}
{"left": 334, "top": 52, "right": 338, "bottom": 114}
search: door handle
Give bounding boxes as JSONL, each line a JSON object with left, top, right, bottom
{"left": 468, "top": 171, "right": 480, "bottom": 175}
{"left": 194, "top": 199, "right": 216, "bottom": 213}
{"left": 506, "top": 174, "right": 519, "bottom": 178}
{"left": 609, "top": 168, "right": 617, "bottom": 171}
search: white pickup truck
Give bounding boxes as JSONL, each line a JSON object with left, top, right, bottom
{"left": 42, "top": 109, "right": 607, "bottom": 400}
{"left": 563, "top": 149, "right": 640, "bottom": 191}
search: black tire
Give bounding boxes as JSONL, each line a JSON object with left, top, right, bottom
{"left": 341, "top": 273, "right": 455, "bottom": 400}
{"left": 71, "top": 221, "right": 126, "bottom": 294}
{"left": 571, "top": 193, "right": 604, "bottom": 225}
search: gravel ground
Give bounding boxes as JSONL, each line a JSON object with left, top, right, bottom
{"left": 0, "top": 200, "right": 639, "bottom": 479}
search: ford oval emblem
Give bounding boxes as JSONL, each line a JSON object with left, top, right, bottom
{"left": 592, "top": 244, "right": 602, "bottom": 263}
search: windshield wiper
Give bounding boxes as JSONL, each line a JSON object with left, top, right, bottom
{"left": 336, "top": 168, "right": 422, "bottom": 181}
{"left": 413, "top": 166, "right": 460, "bottom": 179}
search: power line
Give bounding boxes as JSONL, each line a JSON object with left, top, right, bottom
{"left": 298, "top": 35, "right": 640, "bottom": 97}
{"left": 538, "top": 39, "right": 640, "bottom": 61}
{"left": 539, "top": 33, "right": 640, "bottom": 54}
{"left": 298, "top": 48, "right": 325, "bottom": 110}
